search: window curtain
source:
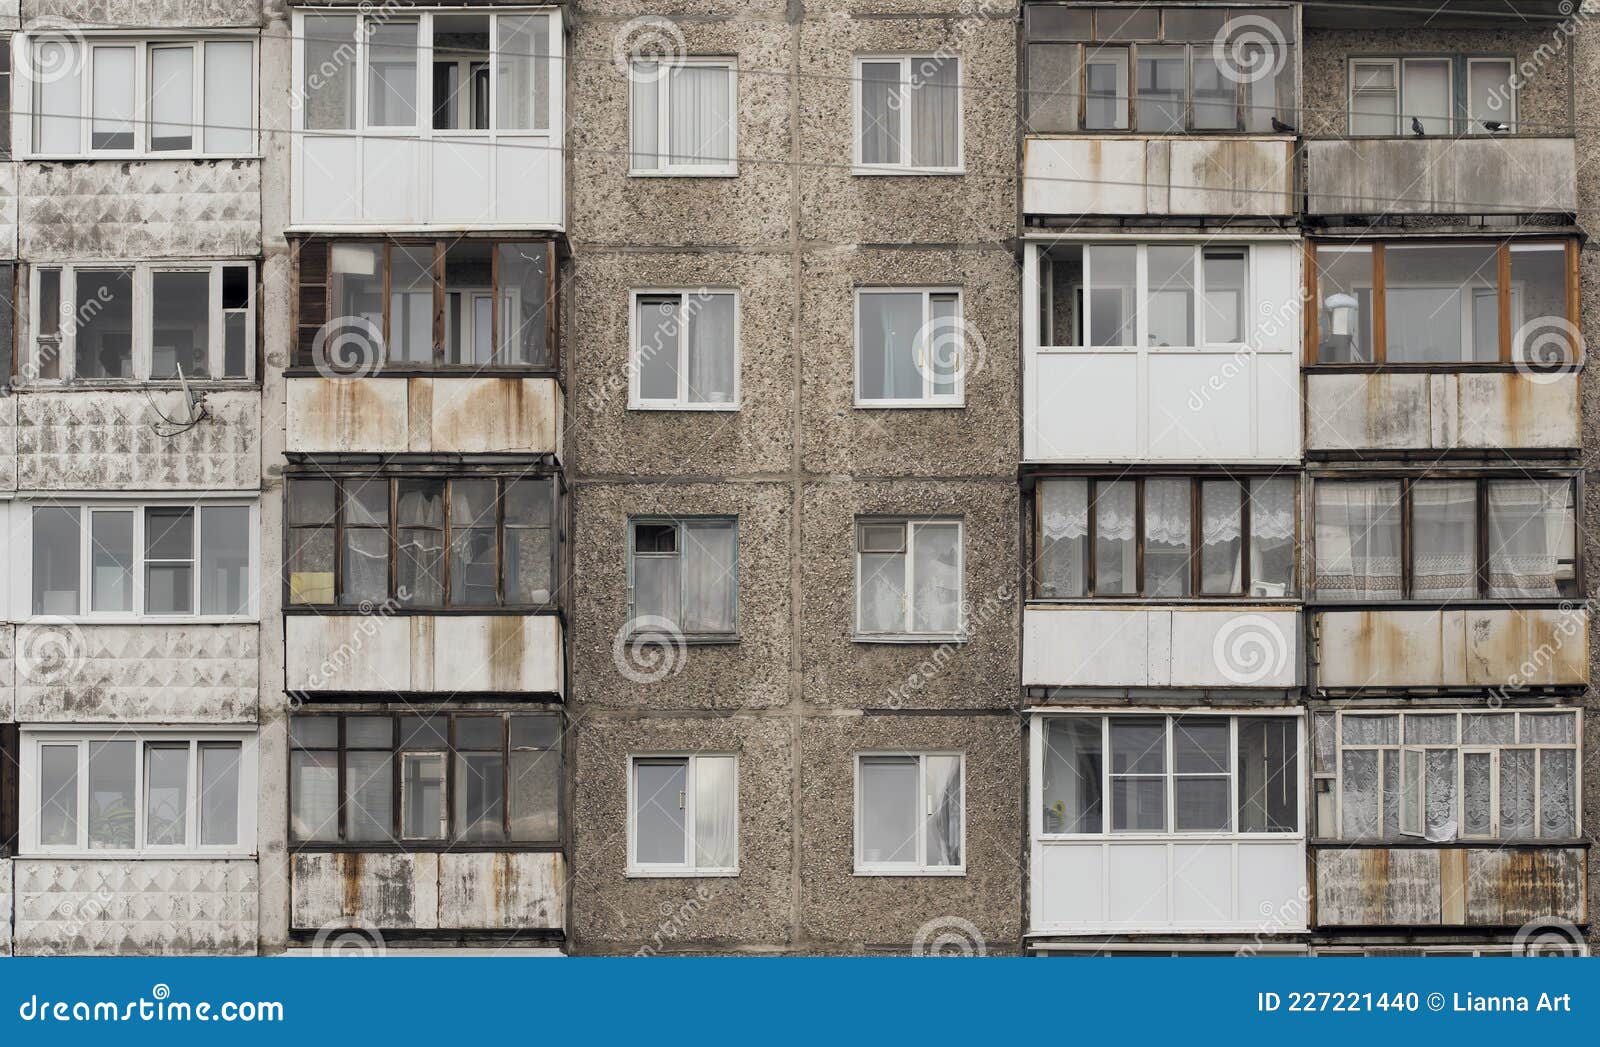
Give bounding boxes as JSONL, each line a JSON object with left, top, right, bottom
{"left": 1486, "top": 480, "right": 1563, "bottom": 597}
{"left": 860, "top": 757, "right": 917, "bottom": 864}
{"left": 1144, "top": 478, "right": 1191, "bottom": 596}
{"left": 1200, "top": 482, "right": 1243, "bottom": 592}
{"left": 1039, "top": 480, "right": 1088, "bottom": 597}
{"left": 630, "top": 70, "right": 660, "bottom": 169}
{"left": 925, "top": 756, "right": 962, "bottom": 866}
{"left": 687, "top": 294, "right": 736, "bottom": 404}
{"left": 668, "top": 65, "right": 731, "bottom": 165}
{"left": 681, "top": 521, "right": 736, "bottom": 633}
{"left": 910, "top": 59, "right": 958, "bottom": 168}
{"left": 204, "top": 41, "right": 254, "bottom": 152}
{"left": 1411, "top": 481, "right": 1476, "bottom": 598}
{"left": 911, "top": 523, "right": 961, "bottom": 633}
{"left": 1314, "top": 482, "right": 1402, "bottom": 599}
{"left": 693, "top": 756, "right": 738, "bottom": 869}
{"left": 859, "top": 62, "right": 901, "bottom": 164}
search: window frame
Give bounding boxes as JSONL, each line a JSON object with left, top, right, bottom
{"left": 288, "top": 709, "right": 563, "bottom": 850}
{"left": 25, "top": 497, "right": 259, "bottom": 622}
{"left": 628, "top": 56, "right": 739, "bottom": 178}
{"left": 625, "top": 516, "right": 741, "bottom": 642}
{"left": 290, "top": 9, "right": 558, "bottom": 138}
{"left": 625, "top": 752, "right": 740, "bottom": 877}
{"left": 626, "top": 288, "right": 741, "bottom": 411}
{"left": 853, "top": 287, "right": 967, "bottom": 407}
{"left": 1305, "top": 238, "right": 1580, "bottom": 369}
{"left": 853, "top": 751, "right": 966, "bottom": 876}
{"left": 1308, "top": 471, "right": 1581, "bottom": 603}
{"left": 1315, "top": 708, "right": 1581, "bottom": 842}
{"left": 26, "top": 260, "right": 258, "bottom": 384}
{"left": 19, "top": 727, "right": 257, "bottom": 858}
{"left": 853, "top": 516, "right": 966, "bottom": 642}
{"left": 291, "top": 237, "right": 560, "bottom": 374}
{"left": 25, "top": 31, "right": 259, "bottom": 159}
{"left": 284, "top": 472, "right": 561, "bottom": 612}
{"left": 851, "top": 54, "right": 965, "bottom": 175}
{"left": 1036, "top": 711, "right": 1305, "bottom": 841}
{"left": 1031, "top": 472, "right": 1300, "bottom": 600}
{"left": 1346, "top": 54, "right": 1517, "bottom": 136}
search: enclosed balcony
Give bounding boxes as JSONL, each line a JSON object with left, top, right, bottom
{"left": 290, "top": 9, "right": 563, "bottom": 229}
{"left": 1021, "top": 4, "right": 1297, "bottom": 219}
{"left": 1023, "top": 239, "right": 1301, "bottom": 463}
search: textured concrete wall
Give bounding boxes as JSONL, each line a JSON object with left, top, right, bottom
{"left": 13, "top": 390, "right": 261, "bottom": 491}
{"left": 19, "top": 162, "right": 262, "bottom": 259}
{"left": 15, "top": 625, "right": 259, "bottom": 722}
{"left": 12, "top": 859, "right": 259, "bottom": 955}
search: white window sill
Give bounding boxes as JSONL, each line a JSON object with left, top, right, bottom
{"left": 19, "top": 851, "right": 258, "bottom": 861}
{"left": 24, "top": 153, "right": 262, "bottom": 163}
{"left": 852, "top": 399, "right": 965, "bottom": 410}
{"left": 628, "top": 168, "right": 739, "bottom": 179}
{"left": 853, "top": 633, "right": 968, "bottom": 646}
{"left": 21, "top": 616, "right": 259, "bottom": 627}
{"left": 626, "top": 867, "right": 740, "bottom": 879}
{"left": 628, "top": 401, "right": 741, "bottom": 412}
{"left": 853, "top": 867, "right": 966, "bottom": 877}
{"left": 1036, "top": 832, "right": 1304, "bottom": 843}
{"left": 852, "top": 166, "right": 965, "bottom": 177}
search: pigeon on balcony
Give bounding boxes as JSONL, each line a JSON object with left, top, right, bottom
{"left": 1270, "top": 116, "right": 1296, "bottom": 134}
{"left": 1482, "top": 120, "right": 1509, "bottom": 133}
{"left": 1411, "top": 116, "right": 1426, "bottom": 136}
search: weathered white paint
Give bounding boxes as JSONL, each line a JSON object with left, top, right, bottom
{"left": 19, "top": 161, "right": 261, "bottom": 258}
{"left": 0, "top": 857, "right": 11, "bottom": 956}
{"left": 285, "top": 613, "right": 563, "bottom": 694}
{"left": 286, "top": 377, "right": 562, "bottom": 455}
{"left": 12, "top": 859, "right": 258, "bottom": 955}
{"left": 291, "top": 851, "right": 565, "bottom": 931}
{"left": 1305, "top": 137, "right": 1577, "bottom": 215}
{"left": 1305, "top": 371, "right": 1580, "bottom": 452}
{"left": 1314, "top": 847, "right": 1585, "bottom": 926}
{"left": 1023, "top": 605, "right": 1301, "bottom": 689}
{"left": 1314, "top": 607, "right": 1589, "bottom": 690}
{"left": 1023, "top": 136, "right": 1296, "bottom": 217}
{"left": 1023, "top": 240, "right": 1301, "bottom": 463}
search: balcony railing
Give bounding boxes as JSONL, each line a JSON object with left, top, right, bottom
{"left": 1305, "top": 137, "right": 1577, "bottom": 216}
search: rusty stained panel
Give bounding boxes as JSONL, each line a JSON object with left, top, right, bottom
{"left": 292, "top": 852, "right": 564, "bottom": 932}
{"left": 286, "top": 377, "right": 560, "bottom": 456}
{"left": 1305, "top": 372, "right": 1579, "bottom": 453}
{"left": 1314, "top": 847, "right": 1584, "bottom": 927}
{"left": 1315, "top": 607, "right": 1588, "bottom": 690}
{"left": 0, "top": 858, "right": 11, "bottom": 956}
{"left": 1305, "top": 138, "right": 1577, "bottom": 215}
{"left": 285, "top": 614, "right": 563, "bottom": 694}
{"left": 1023, "top": 136, "right": 1295, "bottom": 217}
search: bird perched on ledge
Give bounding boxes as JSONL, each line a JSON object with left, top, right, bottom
{"left": 1270, "top": 116, "right": 1296, "bottom": 134}
{"left": 1411, "top": 116, "right": 1426, "bottom": 136}
{"left": 1483, "top": 120, "right": 1509, "bottom": 133}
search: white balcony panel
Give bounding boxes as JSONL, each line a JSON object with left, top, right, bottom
{"left": 286, "top": 614, "right": 563, "bottom": 694}
{"left": 1023, "top": 605, "right": 1301, "bottom": 689}
{"left": 1032, "top": 840, "right": 1305, "bottom": 934}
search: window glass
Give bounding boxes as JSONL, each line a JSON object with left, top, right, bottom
{"left": 1350, "top": 61, "right": 1397, "bottom": 135}
{"left": 496, "top": 244, "right": 550, "bottom": 367}
{"left": 633, "top": 758, "right": 687, "bottom": 864}
{"left": 1137, "top": 46, "right": 1186, "bottom": 133}
{"left": 504, "top": 479, "right": 553, "bottom": 603}
{"left": 509, "top": 715, "right": 560, "bottom": 842}
{"left": 291, "top": 748, "right": 338, "bottom": 842}
{"left": 666, "top": 64, "right": 732, "bottom": 167}
{"left": 367, "top": 20, "right": 419, "bottom": 127}
{"left": 1403, "top": 59, "right": 1452, "bottom": 134}
{"left": 1173, "top": 718, "right": 1229, "bottom": 831}
{"left": 35, "top": 40, "right": 81, "bottom": 152}
{"left": 1384, "top": 244, "right": 1500, "bottom": 363}
{"left": 389, "top": 245, "right": 435, "bottom": 365}
{"left": 1087, "top": 245, "right": 1136, "bottom": 346}
{"left": 151, "top": 270, "right": 210, "bottom": 379}
{"left": 144, "top": 507, "right": 195, "bottom": 614}
{"left": 91, "top": 46, "right": 136, "bottom": 150}
{"left": 1144, "top": 477, "right": 1190, "bottom": 598}
{"left": 198, "top": 742, "right": 242, "bottom": 846}
{"left": 681, "top": 519, "right": 738, "bottom": 634}
{"left": 925, "top": 755, "right": 962, "bottom": 867}
{"left": 200, "top": 505, "right": 250, "bottom": 615}
{"left": 1025, "top": 44, "right": 1079, "bottom": 132}
{"left": 1093, "top": 481, "right": 1136, "bottom": 596}
{"left": 443, "top": 242, "right": 493, "bottom": 365}
{"left": 496, "top": 14, "right": 550, "bottom": 131}
{"left": 204, "top": 41, "right": 254, "bottom": 152}
{"left": 911, "top": 522, "right": 960, "bottom": 634}
{"left": 1084, "top": 47, "right": 1129, "bottom": 129}
{"left": 1510, "top": 245, "right": 1571, "bottom": 366}
{"left": 1249, "top": 477, "right": 1295, "bottom": 596}
{"left": 1202, "top": 249, "right": 1247, "bottom": 343}
{"left": 1145, "top": 246, "right": 1194, "bottom": 347}
{"left": 1037, "top": 479, "right": 1088, "bottom": 597}
{"left": 1110, "top": 718, "right": 1165, "bottom": 831}
{"left": 303, "top": 15, "right": 357, "bottom": 131}
{"left": 449, "top": 479, "right": 498, "bottom": 606}
{"left": 401, "top": 752, "right": 446, "bottom": 840}
{"left": 1467, "top": 59, "right": 1513, "bottom": 131}
{"left": 859, "top": 60, "right": 902, "bottom": 165}
{"left": 1486, "top": 479, "right": 1576, "bottom": 598}
{"left": 39, "top": 743, "right": 79, "bottom": 846}
{"left": 36, "top": 268, "right": 63, "bottom": 379}
{"left": 34, "top": 506, "right": 81, "bottom": 614}
{"left": 859, "top": 755, "right": 918, "bottom": 864}
{"left": 1192, "top": 49, "right": 1235, "bottom": 129}
{"left": 88, "top": 740, "right": 135, "bottom": 849}
{"left": 1042, "top": 717, "right": 1102, "bottom": 833}
{"left": 1314, "top": 246, "right": 1374, "bottom": 363}
{"left": 149, "top": 46, "right": 194, "bottom": 151}
{"left": 90, "top": 510, "right": 134, "bottom": 612}
{"left": 395, "top": 479, "right": 445, "bottom": 605}
{"left": 144, "top": 743, "right": 189, "bottom": 846}
{"left": 77, "top": 269, "right": 135, "bottom": 379}
{"left": 330, "top": 245, "right": 383, "bottom": 355}
{"left": 693, "top": 755, "right": 738, "bottom": 869}
{"left": 687, "top": 293, "right": 737, "bottom": 405}
{"left": 1238, "top": 718, "right": 1297, "bottom": 832}
{"left": 858, "top": 292, "right": 924, "bottom": 402}
{"left": 430, "top": 14, "right": 489, "bottom": 131}
{"left": 635, "top": 294, "right": 680, "bottom": 402}
{"left": 1314, "top": 481, "right": 1402, "bottom": 599}
{"left": 1199, "top": 480, "right": 1242, "bottom": 594}
{"left": 454, "top": 750, "right": 505, "bottom": 842}
{"left": 1411, "top": 481, "right": 1476, "bottom": 599}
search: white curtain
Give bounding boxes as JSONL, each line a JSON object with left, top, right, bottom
{"left": 630, "top": 71, "right": 660, "bottom": 169}
{"left": 859, "top": 292, "right": 922, "bottom": 400}
{"left": 693, "top": 757, "right": 738, "bottom": 869}
{"left": 925, "top": 756, "right": 962, "bottom": 866}
{"left": 860, "top": 61, "right": 901, "bottom": 164}
{"left": 681, "top": 521, "right": 737, "bottom": 634}
{"left": 668, "top": 65, "right": 731, "bottom": 165}
{"left": 910, "top": 59, "right": 959, "bottom": 168}
{"left": 1314, "top": 482, "right": 1402, "bottom": 599}
{"left": 1412, "top": 481, "right": 1477, "bottom": 598}
{"left": 1038, "top": 480, "right": 1088, "bottom": 598}
{"left": 912, "top": 523, "right": 961, "bottom": 633}
{"left": 687, "top": 293, "right": 737, "bottom": 404}
{"left": 1487, "top": 480, "right": 1564, "bottom": 597}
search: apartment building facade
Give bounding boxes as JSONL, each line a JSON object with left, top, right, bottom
{"left": 0, "top": 0, "right": 1595, "bottom": 958}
